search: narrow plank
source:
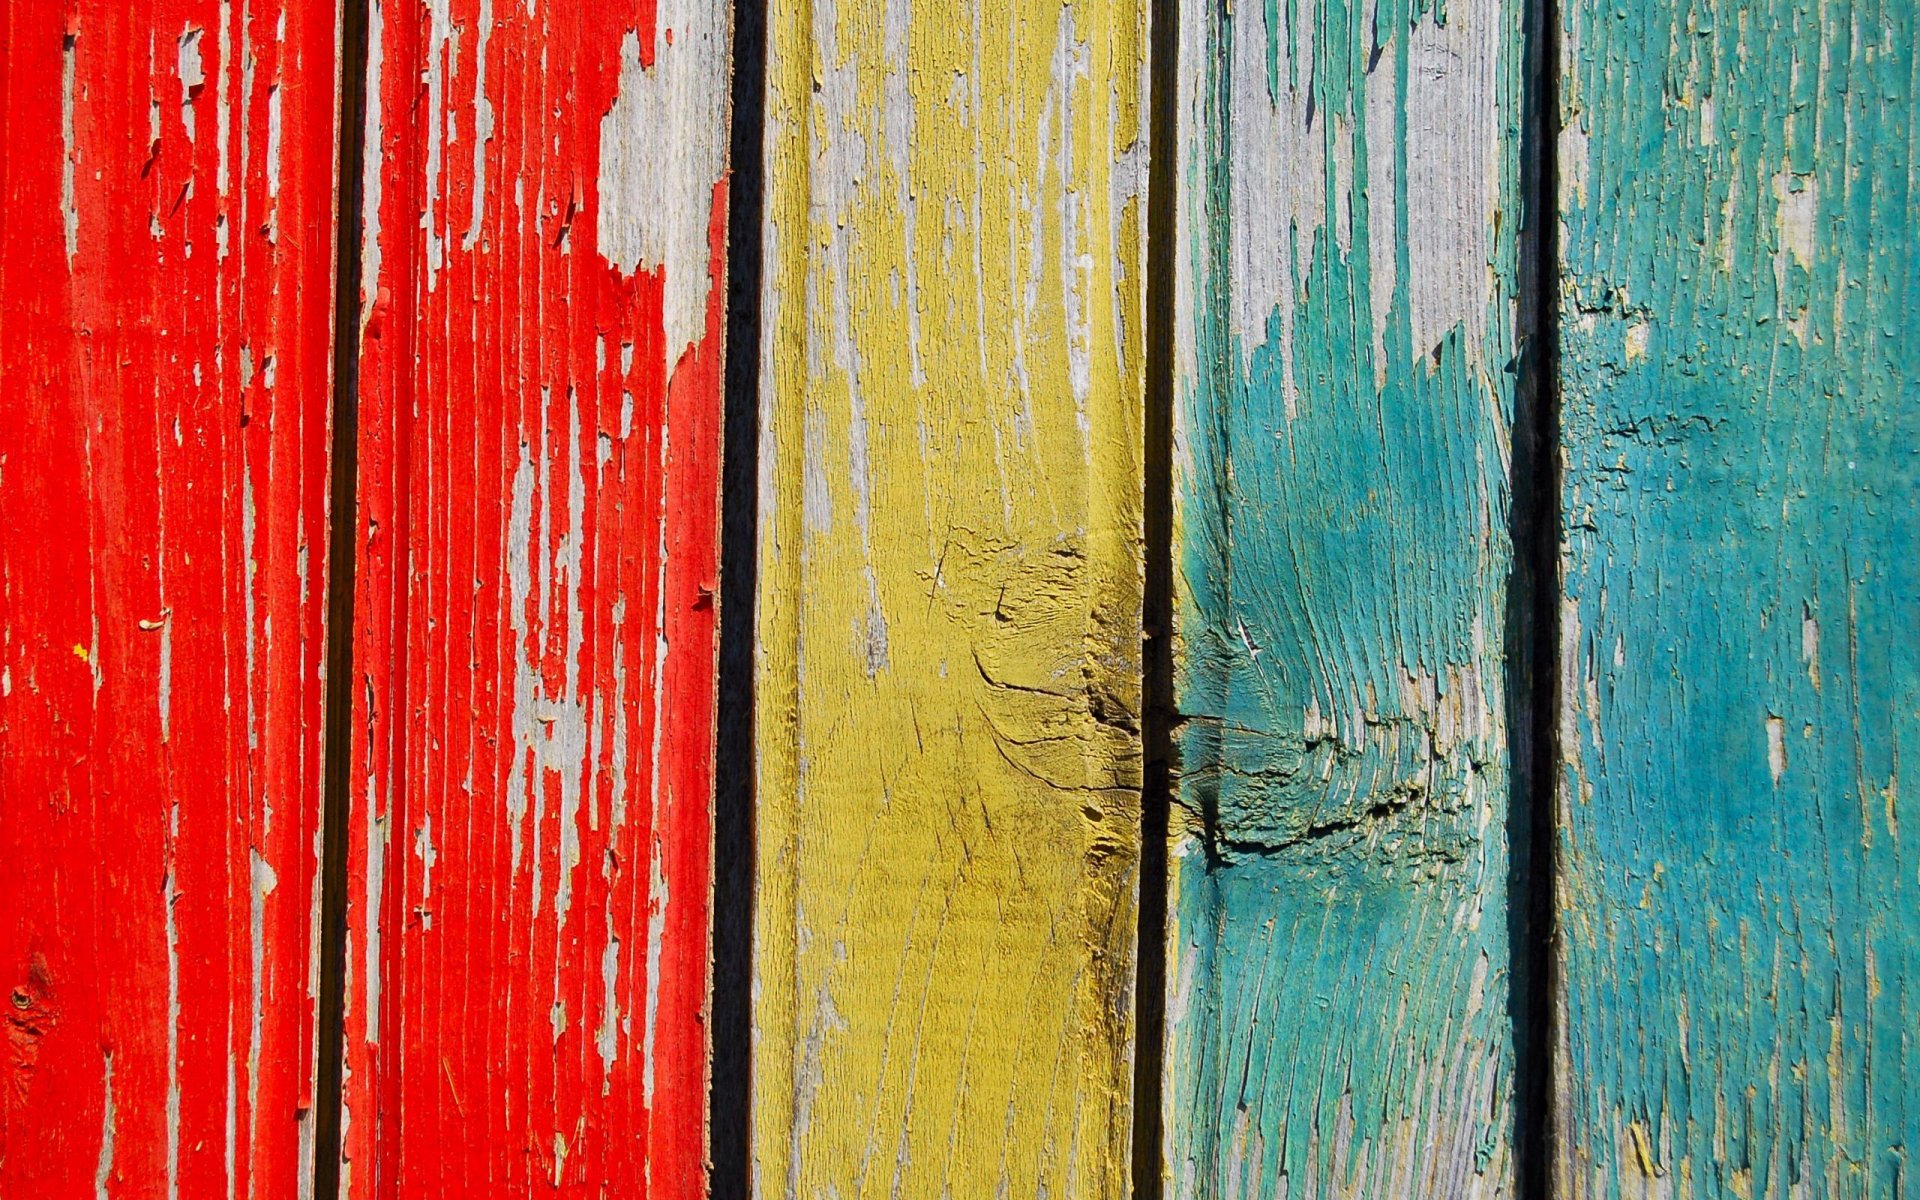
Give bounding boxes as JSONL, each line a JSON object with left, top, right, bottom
{"left": 1165, "top": 0, "right": 1525, "bottom": 1190}
{"left": 1555, "top": 0, "right": 1916, "bottom": 1192}
{"left": 342, "top": 1, "right": 729, "bottom": 1193}
{"left": 752, "top": 0, "right": 1149, "bottom": 1195}
{"left": 0, "top": 1, "right": 338, "bottom": 1194}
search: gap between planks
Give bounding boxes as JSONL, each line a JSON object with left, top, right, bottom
{"left": 313, "top": 0, "right": 375, "bottom": 1196}
{"left": 1513, "top": 0, "right": 1562, "bottom": 1190}
{"left": 713, "top": 0, "right": 772, "bottom": 1195}
{"left": 1134, "top": 0, "right": 1182, "bottom": 1194}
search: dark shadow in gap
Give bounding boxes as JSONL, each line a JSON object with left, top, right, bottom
{"left": 712, "top": 0, "right": 769, "bottom": 1195}
{"left": 314, "top": 0, "right": 374, "bottom": 1196}
{"left": 1506, "top": 0, "right": 1561, "bottom": 1190}
{"left": 1133, "top": 0, "right": 1181, "bottom": 1195}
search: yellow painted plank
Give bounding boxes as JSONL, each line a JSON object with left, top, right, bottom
{"left": 752, "top": 1, "right": 1150, "bottom": 1196}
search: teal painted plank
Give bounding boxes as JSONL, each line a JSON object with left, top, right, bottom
{"left": 1165, "top": 0, "right": 1525, "bottom": 1191}
{"left": 1555, "top": 0, "right": 1918, "bottom": 1192}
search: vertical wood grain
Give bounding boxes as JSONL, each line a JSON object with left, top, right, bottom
{"left": 343, "top": 1, "right": 729, "bottom": 1193}
{"left": 1166, "top": 0, "right": 1525, "bottom": 1191}
{"left": 752, "top": 0, "right": 1149, "bottom": 1195}
{"left": 1555, "top": 0, "right": 1916, "bottom": 1193}
{"left": 0, "top": 1, "right": 338, "bottom": 1194}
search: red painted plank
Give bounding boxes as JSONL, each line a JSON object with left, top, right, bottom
{"left": 0, "top": 1, "right": 339, "bottom": 1196}
{"left": 341, "top": 1, "right": 728, "bottom": 1194}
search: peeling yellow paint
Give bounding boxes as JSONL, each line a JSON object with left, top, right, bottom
{"left": 1627, "top": 1121, "right": 1662, "bottom": 1179}
{"left": 752, "top": 1, "right": 1147, "bottom": 1197}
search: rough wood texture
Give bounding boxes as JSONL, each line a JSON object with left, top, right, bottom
{"left": 342, "top": 1, "right": 728, "bottom": 1193}
{"left": 1165, "top": 0, "right": 1524, "bottom": 1191}
{"left": 0, "top": 1, "right": 338, "bottom": 1194}
{"left": 752, "top": 0, "right": 1148, "bottom": 1195}
{"left": 1555, "top": 0, "right": 1916, "bottom": 1193}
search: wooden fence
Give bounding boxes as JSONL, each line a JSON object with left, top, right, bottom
{"left": 2, "top": 0, "right": 1912, "bottom": 1196}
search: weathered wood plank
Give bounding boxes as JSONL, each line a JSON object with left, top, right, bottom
{"left": 342, "top": 2, "right": 729, "bottom": 1193}
{"left": 1555, "top": 0, "right": 1917, "bottom": 1192}
{"left": 752, "top": 0, "right": 1148, "bottom": 1195}
{"left": 0, "top": 1, "right": 338, "bottom": 1194}
{"left": 1165, "top": 0, "right": 1525, "bottom": 1190}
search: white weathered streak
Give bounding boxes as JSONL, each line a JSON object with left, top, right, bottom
{"left": 642, "top": 427, "right": 673, "bottom": 1103}
{"left": 62, "top": 32, "right": 78, "bottom": 265}
{"left": 265, "top": 83, "right": 282, "bottom": 200}
{"left": 1172, "top": 0, "right": 1205, "bottom": 440}
{"left": 177, "top": 28, "right": 204, "bottom": 143}
{"left": 1052, "top": 7, "right": 1093, "bottom": 446}
{"left": 608, "top": 595, "right": 631, "bottom": 834}
{"left": 359, "top": 0, "right": 384, "bottom": 320}
{"left": 1771, "top": 168, "right": 1817, "bottom": 340}
{"left": 463, "top": 0, "right": 494, "bottom": 252}
{"left": 797, "top": 0, "right": 887, "bottom": 676}
{"left": 1230, "top": 0, "right": 1502, "bottom": 388}
{"left": 225, "top": 1049, "right": 236, "bottom": 1200}
{"left": 1767, "top": 714, "right": 1788, "bottom": 786}
{"left": 364, "top": 801, "right": 386, "bottom": 1042}
{"left": 641, "top": 835, "right": 666, "bottom": 1105}
{"left": 597, "top": 926, "right": 622, "bottom": 1083}
{"left": 1365, "top": 0, "right": 1398, "bottom": 390}
{"left": 412, "top": 810, "right": 436, "bottom": 928}
{"left": 1402, "top": 5, "right": 1500, "bottom": 364}
{"left": 241, "top": 471, "right": 255, "bottom": 747}
{"left": 882, "top": 0, "right": 924, "bottom": 387}
{"left": 158, "top": 609, "right": 173, "bottom": 741}
{"left": 95, "top": 1050, "right": 115, "bottom": 1199}
{"left": 504, "top": 406, "right": 589, "bottom": 929}
{"left": 239, "top": 10, "right": 253, "bottom": 225}
{"left": 217, "top": 3, "right": 231, "bottom": 197}
{"left": 301, "top": 820, "right": 322, "bottom": 1200}
{"left": 248, "top": 851, "right": 277, "bottom": 1150}
{"left": 557, "top": 389, "right": 589, "bottom": 923}
{"left": 165, "top": 854, "right": 181, "bottom": 1200}
{"left": 423, "top": 0, "right": 452, "bottom": 283}
{"left": 598, "top": 1, "right": 731, "bottom": 368}
{"left": 1228, "top": 0, "right": 1321, "bottom": 411}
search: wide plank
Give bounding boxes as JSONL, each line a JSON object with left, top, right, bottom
{"left": 341, "top": 1, "right": 729, "bottom": 1193}
{"left": 751, "top": 0, "right": 1149, "bottom": 1195}
{"left": 1555, "top": 0, "right": 1917, "bottom": 1192}
{"left": 0, "top": 1, "right": 339, "bottom": 1194}
{"left": 1165, "top": 0, "right": 1526, "bottom": 1191}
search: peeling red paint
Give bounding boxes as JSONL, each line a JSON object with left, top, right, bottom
{"left": 0, "top": 1, "right": 339, "bottom": 1195}
{"left": 343, "top": 1, "right": 726, "bottom": 1195}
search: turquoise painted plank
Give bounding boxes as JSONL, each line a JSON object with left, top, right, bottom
{"left": 1165, "top": 0, "right": 1526, "bottom": 1191}
{"left": 1555, "top": 0, "right": 1918, "bottom": 1192}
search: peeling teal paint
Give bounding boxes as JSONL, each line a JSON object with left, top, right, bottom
{"left": 1167, "top": 0, "right": 1524, "bottom": 1188}
{"left": 1557, "top": 0, "right": 1918, "bottom": 1193}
